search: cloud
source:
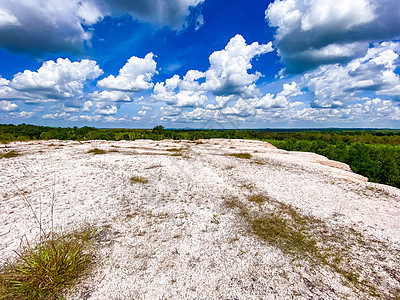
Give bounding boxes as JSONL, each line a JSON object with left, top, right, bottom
{"left": 8, "top": 111, "right": 34, "bottom": 119}
{"left": 42, "top": 112, "right": 70, "bottom": 119}
{"left": 0, "top": 100, "right": 18, "bottom": 111}
{"left": 97, "top": 53, "right": 157, "bottom": 92}
{"left": 153, "top": 80, "right": 305, "bottom": 125}
{"left": 153, "top": 77, "right": 208, "bottom": 107}
{"left": 62, "top": 105, "right": 80, "bottom": 113}
{"left": 0, "top": 8, "right": 20, "bottom": 27}
{"left": 138, "top": 106, "right": 152, "bottom": 116}
{"left": 77, "top": 1, "right": 104, "bottom": 25}
{"left": 255, "top": 82, "right": 303, "bottom": 109}
{"left": 0, "top": 77, "right": 19, "bottom": 101}
{"left": 152, "top": 34, "right": 273, "bottom": 112}
{"left": 194, "top": 13, "right": 204, "bottom": 31}
{"left": 82, "top": 101, "right": 94, "bottom": 112}
{"left": 302, "top": 42, "right": 400, "bottom": 107}
{"left": 94, "top": 103, "right": 118, "bottom": 115}
{"left": 0, "top": 0, "right": 204, "bottom": 54}
{"left": 201, "top": 34, "right": 273, "bottom": 97}
{"left": 103, "top": 115, "right": 129, "bottom": 122}
{"left": 158, "top": 106, "right": 182, "bottom": 122}
{"left": 100, "top": 0, "right": 205, "bottom": 30}
{"left": 0, "top": 0, "right": 91, "bottom": 54}
{"left": 89, "top": 90, "right": 133, "bottom": 102}
{"left": 10, "top": 58, "right": 103, "bottom": 103}
{"left": 286, "top": 98, "right": 400, "bottom": 123}
{"left": 69, "top": 114, "right": 102, "bottom": 122}
{"left": 266, "top": 0, "right": 400, "bottom": 73}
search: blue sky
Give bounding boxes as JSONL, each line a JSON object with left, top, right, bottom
{"left": 0, "top": 0, "right": 399, "bottom": 129}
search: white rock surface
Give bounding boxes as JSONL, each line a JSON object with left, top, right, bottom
{"left": 0, "top": 139, "right": 399, "bottom": 299}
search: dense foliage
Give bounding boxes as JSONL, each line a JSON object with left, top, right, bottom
{"left": 268, "top": 139, "right": 400, "bottom": 188}
{"left": 1, "top": 123, "right": 399, "bottom": 188}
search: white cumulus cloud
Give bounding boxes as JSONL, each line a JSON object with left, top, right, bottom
{"left": 94, "top": 103, "right": 118, "bottom": 115}
{"left": 89, "top": 90, "right": 133, "bottom": 102}
{"left": 0, "top": 100, "right": 18, "bottom": 111}
{"left": 302, "top": 42, "right": 400, "bottom": 108}
{"left": 42, "top": 112, "right": 70, "bottom": 119}
{"left": 152, "top": 34, "right": 274, "bottom": 114}
{"left": 97, "top": 53, "right": 157, "bottom": 92}
{"left": 10, "top": 58, "right": 103, "bottom": 103}
{"left": 201, "top": 34, "right": 273, "bottom": 97}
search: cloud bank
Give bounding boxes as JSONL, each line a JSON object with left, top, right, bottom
{"left": 266, "top": 0, "right": 400, "bottom": 73}
{"left": 0, "top": 0, "right": 204, "bottom": 54}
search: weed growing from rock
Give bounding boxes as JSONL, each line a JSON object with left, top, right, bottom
{"left": 0, "top": 181, "right": 97, "bottom": 299}
{"left": 0, "top": 227, "right": 96, "bottom": 299}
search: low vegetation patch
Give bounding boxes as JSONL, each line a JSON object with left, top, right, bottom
{"left": 87, "top": 148, "right": 106, "bottom": 155}
{"left": 252, "top": 160, "right": 265, "bottom": 165}
{"left": 249, "top": 203, "right": 320, "bottom": 259}
{"left": 224, "top": 194, "right": 387, "bottom": 297}
{"left": 130, "top": 176, "right": 148, "bottom": 184}
{"left": 248, "top": 194, "right": 268, "bottom": 204}
{"left": 228, "top": 153, "right": 252, "bottom": 159}
{"left": 170, "top": 153, "right": 183, "bottom": 157}
{"left": 165, "top": 148, "right": 182, "bottom": 152}
{"left": 107, "top": 149, "right": 119, "bottom": 153}
{"left": 0, "top": 150, "right": 21, "bottom": 159}
{"left": 0, "top": 227, "right": 96, "bottom": 299}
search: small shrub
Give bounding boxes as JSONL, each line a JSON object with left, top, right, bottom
{"left": 87, "top": 148, "right": 106, "bottom": 155}
{"left": 0, "top": 227, "right": 96, "bottom": 299}
{"left": 130, "top": 176, "right": 148, "bottom": 184}
{"left": 228, "top": 153, "right": 252, "bottom": 159}
{"left": 1, "top": 150, "right": 21, "bottom": 159}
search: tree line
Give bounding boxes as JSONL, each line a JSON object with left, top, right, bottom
{"left": 1, "top": 123, "right": 399, "bottom": 188}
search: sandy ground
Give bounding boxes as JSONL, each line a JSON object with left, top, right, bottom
{"left": 1, "top": 139, "right": 399, "bottom": 299}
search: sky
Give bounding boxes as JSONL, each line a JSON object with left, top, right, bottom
{"left": 0, "top": 0, "right": 399, "bottom": 129}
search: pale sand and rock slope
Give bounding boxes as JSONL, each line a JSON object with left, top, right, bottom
{"left": 1, "top": 139, "right": 400, "bottom": 299}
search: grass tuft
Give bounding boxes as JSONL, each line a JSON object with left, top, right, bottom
{"left": 1, "top": 150, "right": 21, "bottom": 159}
{"left": 87, "top": 148, "right": 106, "bottom": 155}
{"left": 228, "top": 153, "right": 252, "bottom": 159}
{"left": 130, "top": 176, "right": 148, "bottom": 184}
{"left": 0, "top": 227, "right": 96, "bottom": 299}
